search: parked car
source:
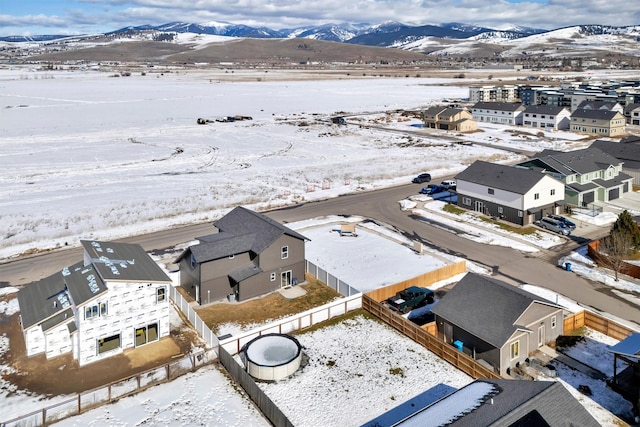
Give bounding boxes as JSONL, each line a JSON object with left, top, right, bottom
{"left": 441, "top": 180, "right": 457, "bottom": 190}
{"left": 420, "top": 184, "right": 444, "bottom": 195}
{"left": 412, "top": 173, "right": 431, "bottom": 184}
{"left": 536, "top": 217, "right": 571, "bottom": 235}
{"left": 385, "top": 286, "right": 435, "bottom": 314}
{"left": 547, "top": 214, "right": 576, "bottom": 231}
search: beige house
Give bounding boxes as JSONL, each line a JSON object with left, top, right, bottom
{"left": 570, "top": 109, "right": 626, "bottom": 136}
{"left": 421, "top": 107, "right": 477, "bottom": 132}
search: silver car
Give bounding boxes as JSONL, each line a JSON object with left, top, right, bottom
{"left": 538, "top": 217, "right": 571, "bottom": 235}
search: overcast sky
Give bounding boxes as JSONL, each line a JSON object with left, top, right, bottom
{"left": 2, "top": 0, "right": 639, "bottom": 36}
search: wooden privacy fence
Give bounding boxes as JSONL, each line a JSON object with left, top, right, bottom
{"left": 0, "top": 349, "right": 217, "bottom": 427}
{"left": 365, "top": 261, "right": 466, "bottom": 302}
{"left": 564, "top": 309, "right": 636, "bottom": 341}
{"left": 362, "top": 294, "right": 499, "bottom": 380}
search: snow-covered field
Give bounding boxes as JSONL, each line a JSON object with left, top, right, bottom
{"left": 1, "top": 67, "right": 596, "bottom": 260}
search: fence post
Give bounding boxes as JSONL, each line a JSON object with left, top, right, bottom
{"left": 78, "top": 394, "right": 81, "bottom": 415}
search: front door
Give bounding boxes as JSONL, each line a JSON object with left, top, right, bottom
{"left": 473, "top": 201, "right": 484, "bottom": 214}
{"left": 281, "top": 270, "right": 292, "bottom": 288}
{"left": 538, "top": 325, "right": 545, "bottom": 347}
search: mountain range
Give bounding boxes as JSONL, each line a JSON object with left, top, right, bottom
{"left": 0, "top": 21, "right": 589, "bottom": 44}
{"left": 3, "top": 21, "right": 640, "bottom": 63}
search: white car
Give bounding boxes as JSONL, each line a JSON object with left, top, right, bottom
{"left": 441, "top": 180, "right": 456, "bottom": 190}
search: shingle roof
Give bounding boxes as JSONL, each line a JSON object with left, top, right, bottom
{"left": 570, "top": 108, "right": 622, "bottom": 120}
{"left": 229, "top": 264, "right": 263, "bottom": 282}
{"left": 454, "top": 161, "right": 548, "bottom": 194}
{"left": 81, "top": 240, "right": 171, "bottom": 283}
{"left": 471, "top": 102, "right": 525, "bottom": 112}
{"left": 186, "top": 233, "right": 256, "bottom": 263}
{"left": 523, "top": 105, "right": 567, "bottom": 115}
{"left": 576, "top": 100, "right": 619, "bottom": 111}
{"left": 17, "top": 272, "right": 70, "bottom": 330}
{"left": 530, "top": 147, "right": 622, "bottom": 175}
{"left": 430, "top": 273, "right": 559, "bottom": 348}
{"left": 214, "top": 206, "right": 308, "bottom": 254}
{"left": 63, "top": 263, "right": 108, "bottom": 306}
{"left": 446, "top": 379, "right": 600, "bottom": 427}
{"left": 591, "top": 139, "right": 640, "bottom": 163}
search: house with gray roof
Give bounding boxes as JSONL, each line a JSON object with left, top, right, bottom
{"left": 521, "top": 104, "right": 570, "bottom": 130}
{"left": 454, "top": 160, "right": 566, "bottom": 225}
{"left": 364, "top": 379, "right": 600, "bottom": 427}
{"left": 623, "top": 103, "right": 640, "bottom": 125}
{"left": 591, "top": 138, "right": 640, "bottom": 185}
{"left": 17, "top": 240, "right": 172, "bottom": 366}
{"left": 430, "top": 273, "right": 565, "bottom": 375}
{"left": 177, "top": 206, "right": 308, "bottom": 304}
{"left": 470, "top": 102, "right": 526, "bottom": 125}
{"left": 570, "top": 108, "right": 626, "bottom": 136}
{"left": 517, "top": 147, "right": 633, "bottom": 207}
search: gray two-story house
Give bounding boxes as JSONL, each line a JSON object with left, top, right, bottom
{"left": 177, "top": 206, "right": 308, "bottom": 304}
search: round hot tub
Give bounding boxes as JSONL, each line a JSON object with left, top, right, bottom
{"left": 242, "top": 333, "right": 303, "bottom": 381}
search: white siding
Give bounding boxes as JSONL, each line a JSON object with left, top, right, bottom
{"left": 44, "top": 324, "right": 73, "bottom": 359}
{"left": 522, "top": 176, "right": 565, "bottom": 209}
{"left": 456, "top": 181, "right": 524, "bottom": 209}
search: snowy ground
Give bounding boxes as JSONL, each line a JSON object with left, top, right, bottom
{"left": 2, "top": 67, "right": 638, "bottom": 425}
{"left": 0, "top": 67, "right": 597, "bottom": 260}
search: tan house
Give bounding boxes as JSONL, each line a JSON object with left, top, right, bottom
{"left": 570, "top": 109, "right": 626, "bottom": 136}
{"left": 177, "top": 207, "right": 308, "bottom": 304}
{"left": 421, "top": 107, "right": 477, "bottom": 132}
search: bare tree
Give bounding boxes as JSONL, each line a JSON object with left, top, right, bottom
{"left": 599, "top": 229, "right": 633, "bottom": 281}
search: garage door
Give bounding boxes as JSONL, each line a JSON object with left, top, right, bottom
{"left": 582, "top": 191, "right": 594, "bottom": 206}
{"left": 609, "top": 188, "right": 620, "bottom": 200}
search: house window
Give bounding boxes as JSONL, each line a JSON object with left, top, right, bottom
{"left": 281, "top": 246, "right": 289, "bottom": 259}
{"left": 135, "top": 323, "right": 159, "bottom": 347}
{"left": 190, "top": 254, "right": 196, "bottom": 269}
{"left": 497, "top": 206, "right": 503, "bottom": 214}
{"left": 550, "top": 189, "right": 555, "bottom": 196}
{"left": 534, "top": 193, "right": 539, "bottom": 200}
{"left": 463, "top": 197, "right": 471, "bottom": 206}
{"left": 510, "top": 341, "right": 520, "bottom": 359}
{"left": 156, "top": 287, "right": 166, "bottom": 303}
{"left": 488, "top": 188, "right": 494, "bottom": 195}
{"left": 270, "top": 272, "right": 276, "bottom": 281}
{"left": 97, "top": 334, "right": 121, "bottom": 355}
{"left": 100, "top": 302, "right": 108, "bottom": 316}
{"left": 85, "top": 305, "right": 99, "bottom": 320}
{"left": 551, "top": 316, "right": 557, "bottom": 329}
{"left": 518, "top": 210, "right": 523, "bottom": 217}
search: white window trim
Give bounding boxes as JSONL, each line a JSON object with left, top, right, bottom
{"left": 281, "top": 245, "right": 289, "bottom": 260}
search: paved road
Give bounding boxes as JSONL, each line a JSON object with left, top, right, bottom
{"left": 2, "top": 180, "right": 639, "bottom": 325}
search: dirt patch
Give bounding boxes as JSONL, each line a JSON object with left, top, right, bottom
{"left": 196, "top": 274, "right": 341, "bottom": 334}
{"left": 0, "top": 300, "right": 203, "bottom": 396}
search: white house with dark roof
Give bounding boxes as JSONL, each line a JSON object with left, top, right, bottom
{"left": 430, "top": 273, "right": 565, "bottom": 376}
{"left": 454, "top": 160, "right": 565, "bottom": 226}
{"left": 470, "top": 102, "right": 526, "bottom": 125}
{"left": 176, "top": 206, "right": 308, "bottom": 304}
{"left": 517, "top": 147, "right": 634, "bottom": 207}
{"left": 17, "top": 240, "right": 172, "bottom": 366}
{"left": 521, "top": 105, "right": 571, "bottom": 130}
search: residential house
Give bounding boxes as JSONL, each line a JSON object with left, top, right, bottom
{"left": 454, "top": 160, "right": 565, "bottom": 226}
{"left": 470, "top": 102, "right": 526, "bottom": 125}
{"left": 591, "top": 138, "right": 640, "bottom": 185}
{"left": 421, "top": 106, "right": 477, "bottom": 132}
{"left": 624, "top": 103, "right": 640, "bottom": 125}
{"left": 570, "top": 108, "right": 626, "bottom": 136}
{"left": 430, "top": 273, "right": 565, "bottom": 375}
{"left": 177, "top": 206, "right": 308, "bottom": 304}
{"left": 517, "top": 147, "right": 634, "bottom": 207}
{"left": 608, "top": 333, "right": 640, "bottom": 415}
{"left": 364, "top": 379, "right": 600, "bottom": 427}
{"left": 17, "top": 240, "right": 172, "bottom": 366}
{"left": 521, "top": 105, "right": 571, "bottom": 130}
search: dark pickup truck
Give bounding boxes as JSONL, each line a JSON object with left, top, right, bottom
{"left": 385, "top": 286, "right": 434, "bottom": 314}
